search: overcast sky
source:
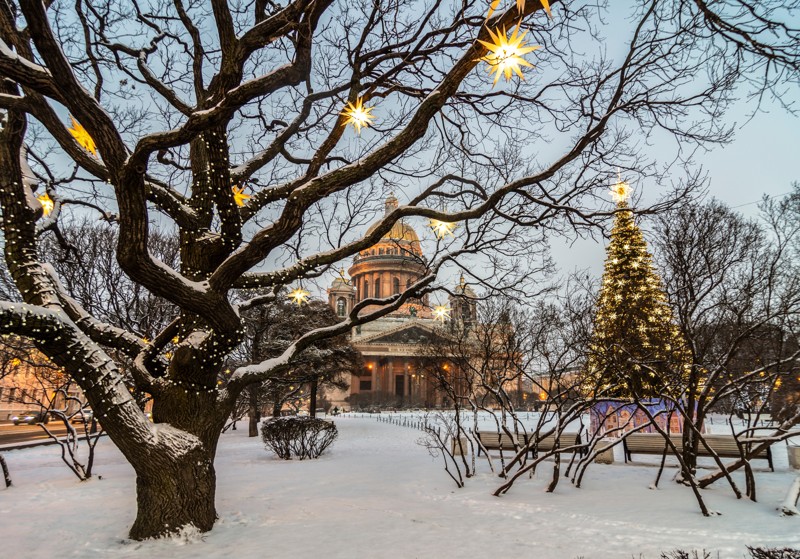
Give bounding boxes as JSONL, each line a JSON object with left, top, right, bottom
{"left": 550, "top": 93, "right": 799, "bottom": 280}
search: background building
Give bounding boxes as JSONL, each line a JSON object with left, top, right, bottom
{"left": 326, "top": 195, "right": 476, "bottom": 409}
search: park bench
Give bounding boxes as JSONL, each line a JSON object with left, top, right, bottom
{"left": 622, "top": 432, "right": 774, "bottom": 471}
{"left": 475, "top": 431, "right": 585, "bottom": 459}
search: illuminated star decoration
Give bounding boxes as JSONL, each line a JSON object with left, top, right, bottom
{"left": 232, "top": 185, "right": 251, "bottom": 207}
{"left": 429, "top": 219, "right": 457, "bottom": 239}
{"left": 478, "top": 24, "right": 540, "bottom": 86}
{"left": 37, "top": 193, "right": 54, "bottom": 216}
{"left": 287, "top": 287, "right": 311, "bottom": 306}
{"left": 609, "top": 174, "right": 632, "bottom": 204}
{"left": 67, "top": 115, "right": 97, "bottom": 156}
{"left": 487, "top": 0, "right": 552, "bottom": 20}
{"left": 433, "top": 304, "right": 451, "bottom": 323}
{"left": 340, "top": 97, "right": 375, "bottom": 134}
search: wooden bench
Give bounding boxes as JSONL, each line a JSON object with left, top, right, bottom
{"left": 622, "top": 433, "right": 774, "bottom": 471}
{"left": 475, "top": 431, "right": 585, "bottom": 458}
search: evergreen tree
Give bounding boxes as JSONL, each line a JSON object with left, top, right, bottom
{"left": 585, "top": 184, "right": 689, "bottom": 398}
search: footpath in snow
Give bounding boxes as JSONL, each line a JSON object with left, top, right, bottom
{"left": 0, "top": 415, "right": 798, "bottom": 558}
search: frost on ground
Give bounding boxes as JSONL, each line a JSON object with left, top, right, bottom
{"left": 0, "top": 415, "right": 798, "bottom": 559}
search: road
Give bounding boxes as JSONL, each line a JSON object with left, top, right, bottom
{"left": 0, "top": 423, "right": 99, "bottom": 446}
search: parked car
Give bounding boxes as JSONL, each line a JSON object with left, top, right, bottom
{"left": 70, "top": 410, "right": 94, "bottom": 424}
{"left": 11, "top": 411, "right": 49, "bottom": 425}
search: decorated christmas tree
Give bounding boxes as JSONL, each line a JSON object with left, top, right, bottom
{"left": 585, "top": 180, "right": 689, "bottom": 399}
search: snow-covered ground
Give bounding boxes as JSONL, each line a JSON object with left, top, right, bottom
{"left": 1, "top": 415, "right": 798, "bottom": 558}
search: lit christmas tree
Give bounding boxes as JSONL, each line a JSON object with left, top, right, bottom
{"left": 585, "top": 180, "right": 689, "bottom": 398}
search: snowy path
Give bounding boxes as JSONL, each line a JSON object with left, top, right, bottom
{"left": 0, "top": 416, "right": 798, "bottom": 558}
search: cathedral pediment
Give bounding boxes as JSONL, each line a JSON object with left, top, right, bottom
{"left": 359, "top": 322, "right": 444, "bottom": 346}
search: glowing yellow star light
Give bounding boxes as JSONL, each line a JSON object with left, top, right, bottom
{"left": 609, "top": 179, "right": 632, "bottom": 203}
{"left": 287, "top": 287, "right": 310, "bottom": 306}
{"left": 67, "top": 115, "right": 97, "bottom": 156}
{"left": 433, "top": 304, "right": 451, "bottom": 323}
{"left": 340, "top": 97, "right": 375, "bottom": 134}
{"left": 232, "top": 185, "right": 251, "bottom": 207}
{"left": 429, "top": 219, "right": 457, "bottom": 239}
{"left": 37, "top": 193, "right": 54, "bottom": 216}
{"left": 478, "top": 24, "right": 540, "bottom": 86}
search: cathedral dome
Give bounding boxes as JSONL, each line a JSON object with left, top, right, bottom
{"left": 365, "top": 219, "right": 421, "bottom": 244}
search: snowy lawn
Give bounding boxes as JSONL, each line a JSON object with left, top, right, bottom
{"left": 1, "top": 415, "right": 798, "bottom": 558}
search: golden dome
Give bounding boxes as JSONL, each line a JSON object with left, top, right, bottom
{"left": 365, "top": 219, "right": 420, "bottom": 243}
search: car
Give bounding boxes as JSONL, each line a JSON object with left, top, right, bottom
{"left": 11, "top": 411, "right": 49, "bottom": 425}
{"left": 70, "top": 410, "right": 94, "bottom": 424}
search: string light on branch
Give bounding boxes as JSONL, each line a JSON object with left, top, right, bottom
{"left": 429, "top": 219, "right": 457, "bottom": 239}
{"left": 341, "top": 97, "right": 375, "bottom": 134}
{"left": 67, "top": 115, "right": 97, "bottom": 156}
{"left": 433, "top": 304, "right": 451, "bottom": 323}
{"left": 232, "top": 185, "right": 251, "bottom": 207}
{"left": 478, "top": 24, "right": 540, "bottom": 86}
{"left": 37, "top": 193, "right": 54, "bottom": 216}
{"left": 287, "top": 287, "right": 310, "bottom": 306}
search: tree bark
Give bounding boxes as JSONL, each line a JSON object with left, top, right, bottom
{"left": 129, "top": 444, "right": 217, "bottom": 539}
{"left": 310, "top": 380, "right": 318, "bottom": 418}
{"left": 0, "top": 453, "right": 11, "bottom": 487}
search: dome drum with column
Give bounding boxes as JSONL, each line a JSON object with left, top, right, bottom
{"left": 330, "top": 194, "right": 431, "bottom": 318}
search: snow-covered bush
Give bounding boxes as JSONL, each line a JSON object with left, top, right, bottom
{"left": 261, "top": 417, "right": 338, "bottom": 460}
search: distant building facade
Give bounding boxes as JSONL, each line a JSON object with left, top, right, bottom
{"left": 326, "top": 195, "right": 476, "bottom": 409}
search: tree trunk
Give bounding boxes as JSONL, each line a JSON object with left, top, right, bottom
{"left": 310, "top": 380, "right": 318, "bottom": 418}
{"left": 0, "top": 453, "right": 11, "bottom": 487}
{"left": 129, "top": 443, "right": 217, "bottom": 540}
{"left": 248, "top": 387, "right": 259, "bottom": 437}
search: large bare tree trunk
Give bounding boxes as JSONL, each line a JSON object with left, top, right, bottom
{"left": 130, "top": 444, "right": 217, "bottom": 539}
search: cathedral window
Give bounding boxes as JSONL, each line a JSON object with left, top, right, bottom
{"left": 393, "top": 277, "right": 400, "bottom": 294}
{"left": 336, "top": 298, "right": 347, "bottom": 317}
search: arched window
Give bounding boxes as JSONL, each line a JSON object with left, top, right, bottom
{"left": 393, "top": 277, "right": 400, "bottom": 294}
{"left": 363, "top": 280, "right": 369, "bottom": 299}
{"left": 374, "top": 277, "right": 381, "bottom": 298}
{"left": 406, "top": 278, "right": 413, "bottom": 289}
{"left": 379, "top": 248, "right": 384, "bottom": 255}
{"left": 336, "top": 298, "right": 347, "bottom": 317}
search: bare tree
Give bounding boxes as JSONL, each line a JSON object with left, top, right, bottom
{"left": 0, "top": 0, "right": 797, "bottom": 540}
{"left": 652, "top": 192, "right": 800, "bottom": 497}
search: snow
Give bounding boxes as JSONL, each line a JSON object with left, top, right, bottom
{"left": 1, "top": 415, "right": 798, "bottom": 558}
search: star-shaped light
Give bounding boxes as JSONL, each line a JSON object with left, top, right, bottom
{"left": 429, "top": 219, "right": 457, "bottom": 239}
{"left": 232, "top": 185, "right": 251, "bottom": 207}
{"left": 487, "top": 0, "right": 551, "bottom": 19}
{"left": 37, "top": 193, "right": 54, "bottom": 216}
{"left": 609, "top": 179, "right": 632, "bottom": 203}
{"left": 340, "top": 97, "right": 375, "bottom": 134}
{"left": 478, "top": 24, "right": 540, "bottom": 86}
{"left": 67, "top": 115, "right": 97, "bottom": 156}
{"left": 287, "top": 287, "right": 310, "bottom": 306}
{"left": 433, "top": 304, "right": 451, "bottom": 323}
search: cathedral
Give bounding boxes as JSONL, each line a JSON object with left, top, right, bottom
{"left": 327, "top": 194, "right": 476, "bottom": 409}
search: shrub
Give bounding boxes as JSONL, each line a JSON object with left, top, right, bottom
{"left": 261, "top": 417, "right": 338, "bottom": 460}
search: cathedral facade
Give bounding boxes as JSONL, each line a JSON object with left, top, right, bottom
{"left": 327, "top": 195, "right": 476, "bottom": 409}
